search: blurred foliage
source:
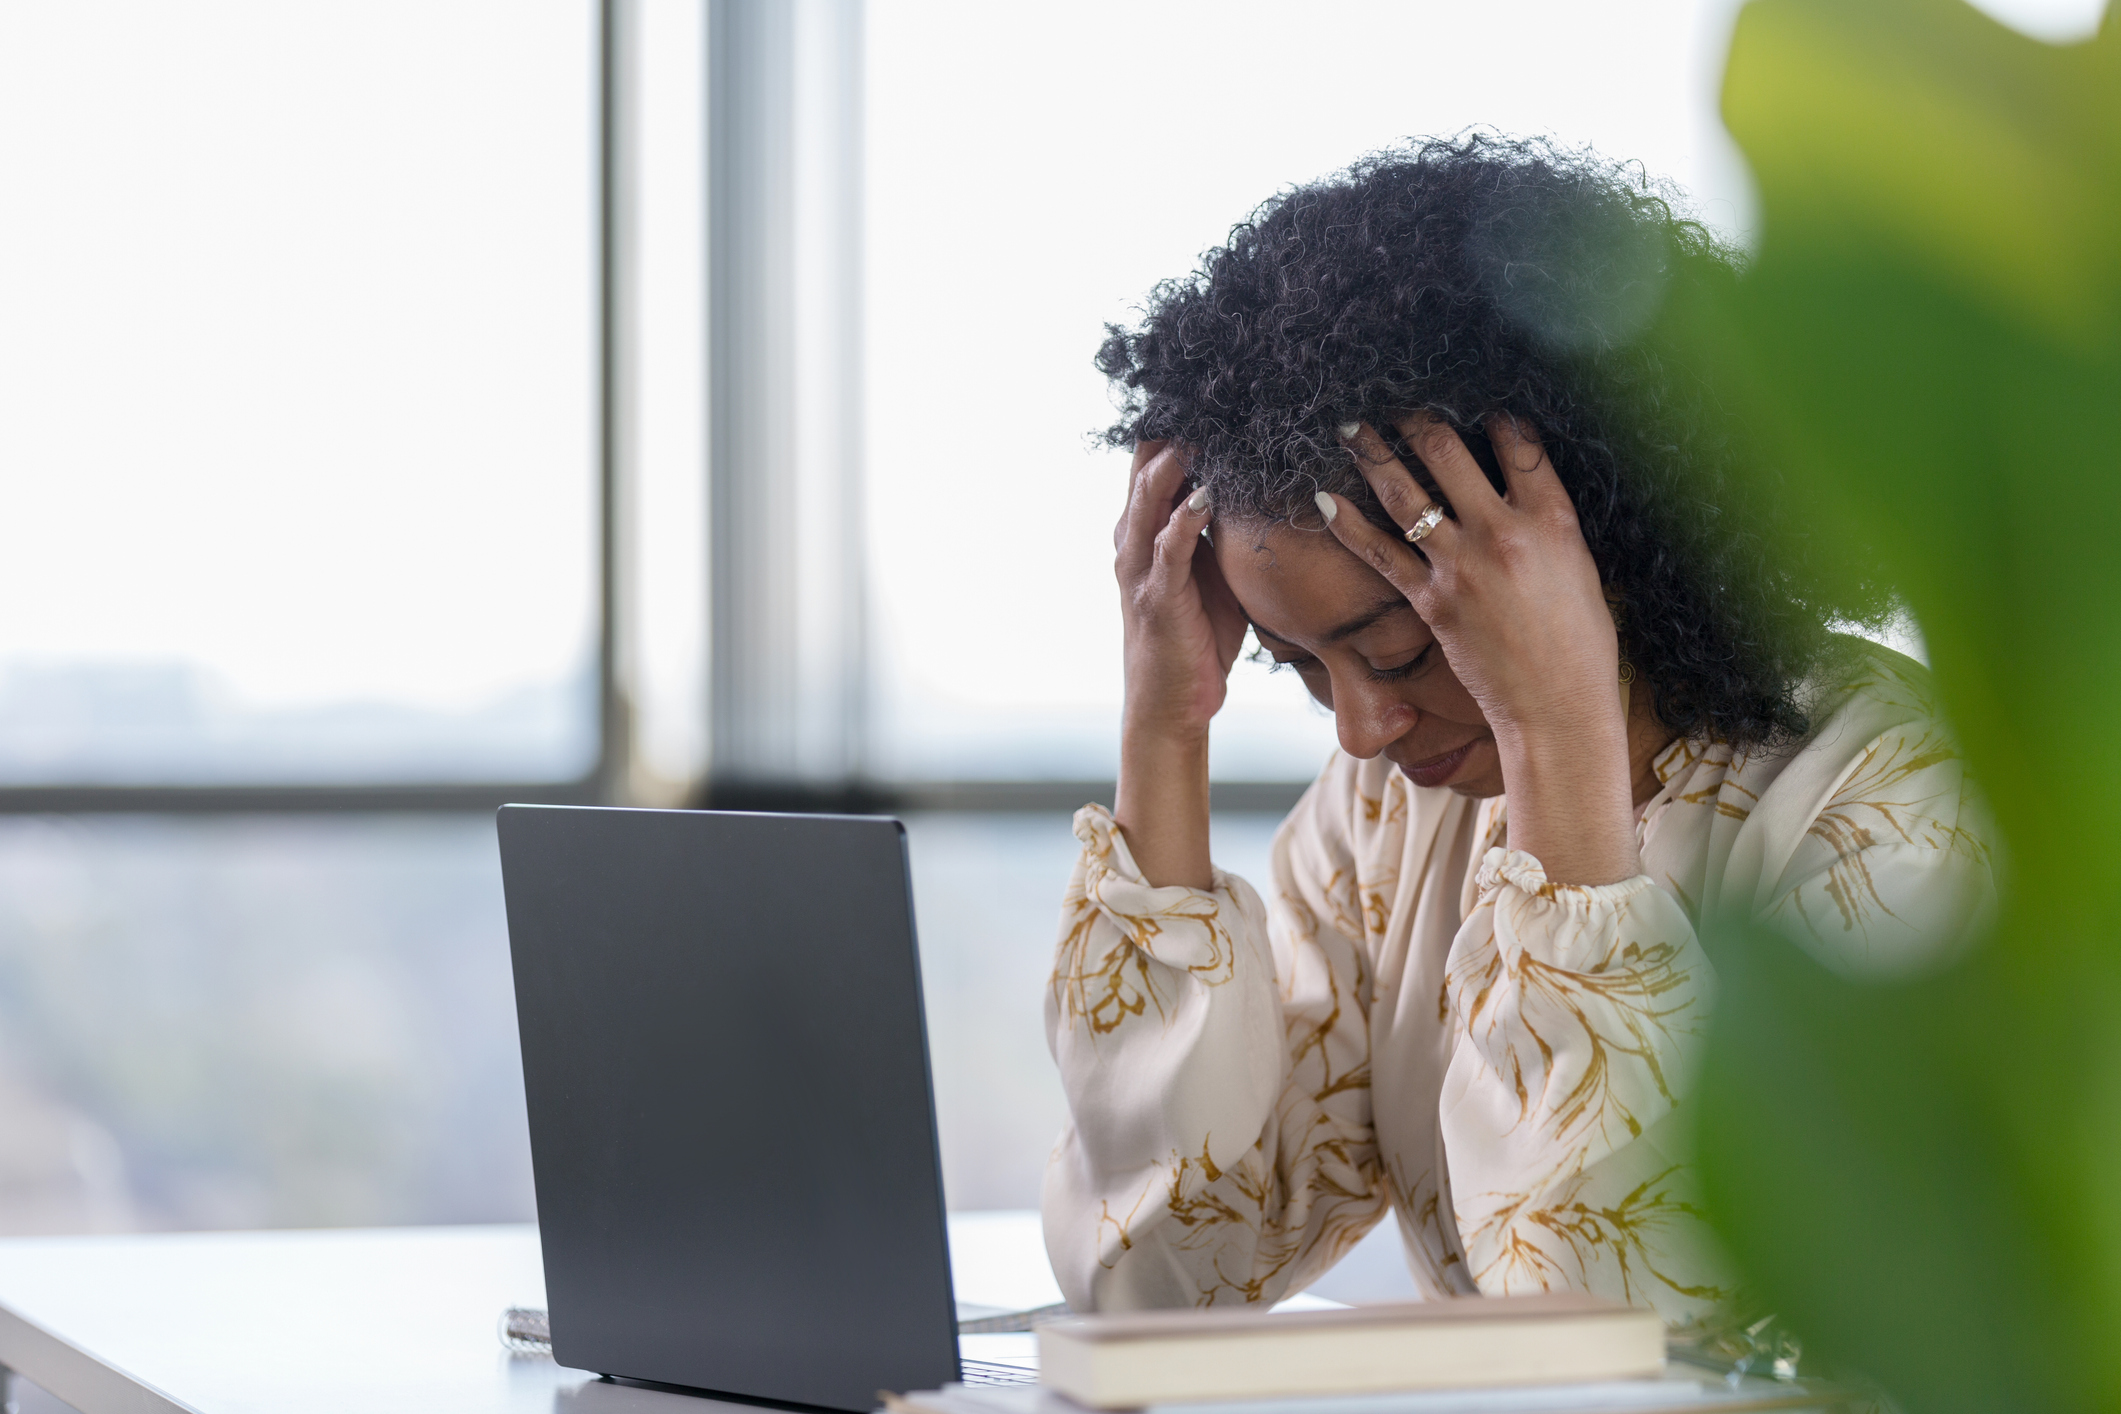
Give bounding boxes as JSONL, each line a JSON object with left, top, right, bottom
{"left": 1682, "top": 1, "right": 2121, "bottom": 1410}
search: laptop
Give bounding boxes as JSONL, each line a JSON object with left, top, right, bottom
{"left": 498, "top": 805, "right": 1040, "bottom": 1411}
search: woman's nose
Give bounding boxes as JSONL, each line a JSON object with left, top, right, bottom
{"left": 1332, "top": 676, "right": 1417, "bottom": 759}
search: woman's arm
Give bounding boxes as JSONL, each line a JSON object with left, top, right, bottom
{"left": 1047, "top": 444, "right": 1389, "bottom": 1311}
{"left": 1438, "top": 855, "right": 1726, "bottom": 1321}
{"left": 1043, "top": 772, "right": 1387, "bottom": 1311}
{"left": 1108, "top": 441, "right": 1250, "bottom": 889}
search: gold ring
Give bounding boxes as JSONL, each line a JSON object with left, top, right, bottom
{"left": 1404, "top": 504, "right": 1446, "bottom": 543}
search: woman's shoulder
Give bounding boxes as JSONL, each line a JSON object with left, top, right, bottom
{"left": 1711, "top": 634, "right": 1979, "bottom": 865}
{"left": 1808, "top": 633, "right": 1947, "bottom": 736}
{"left": 1737, "top": 635, "right": 1951, "bottom": 784}
{"left": 1725, "top": 636, "right": 1994, "bottom": 971}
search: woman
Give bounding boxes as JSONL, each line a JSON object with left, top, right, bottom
{"left": 1042, "top": 136, "right": 1995, "bottom": 1325}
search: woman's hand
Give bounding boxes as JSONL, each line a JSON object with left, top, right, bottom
{"left": 1316, "top": 416, "right": 1641, "bottom": 885}
{"left": 1112, "top": 441, "right": 1247, "bottom": 889}
{"left": 1115, "top": 442, "right": 1249, "bottom": 738}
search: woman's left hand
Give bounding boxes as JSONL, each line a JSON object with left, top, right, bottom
{"left": 1315, "top": 415, "right": 1642, "bottom": 884}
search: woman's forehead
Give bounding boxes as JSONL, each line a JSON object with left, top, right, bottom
{"left": 1214, "top": 520, "right": 1422, "bottom": 646}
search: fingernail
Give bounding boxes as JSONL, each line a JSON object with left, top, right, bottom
{"left": 1313, "top": 491, "right": 1337, "bottom": 523}
{"left": 1186, "top": 488, "right": 1210, "bottom": 513}
{"left": 1335, "top": 420, "right": 1360, "bottom": 440}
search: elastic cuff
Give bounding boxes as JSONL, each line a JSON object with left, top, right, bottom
{"left": 1073, "top": 803, "right": 1148, "bottom": 883}
{"left": 1073, "top": 803, "right": 1234, "bottom": 897}
{"left": 1474, "top": 846, "right": 1656, "bottom": 908}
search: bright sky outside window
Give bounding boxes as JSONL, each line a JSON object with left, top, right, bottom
{"left": 0, "top": 0, "right": 599, "bottom": 784}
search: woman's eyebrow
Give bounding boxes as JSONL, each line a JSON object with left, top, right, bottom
{"left": 1322, "top": 596, "right": 1415, "bottom": 643}
{"left": 1252, "top": 595, "right": 1412, "bottom": 649}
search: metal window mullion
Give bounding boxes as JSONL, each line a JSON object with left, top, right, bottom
{"left": 595, "top": 0, "right": 630, "bottom": 803}
{"left": 706, "top": 0, "right": 866, "bottom": 797}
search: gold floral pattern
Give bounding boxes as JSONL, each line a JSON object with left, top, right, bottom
{"left": 1462, "top": 1160, "right": 1726, "bottom": 1308}
{"left": 1052, "top": 811, "right": 1246, "bottom": 1036}
{"left": 1043, "top": 642, "right": 1994, "bottom": 1323}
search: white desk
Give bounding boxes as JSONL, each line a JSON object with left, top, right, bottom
{"left": 0, "top": 1214, "right": 1063, "bottom": 1414}
{"left": 0, "top": 1220, "right": 1846, "bottom": 1414}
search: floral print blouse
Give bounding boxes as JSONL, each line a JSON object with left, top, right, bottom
{"left": 1042, "top": 645, "right": 1994, "bottom": 1323}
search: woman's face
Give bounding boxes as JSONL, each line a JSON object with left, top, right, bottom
{"left": 1212, "top": 519, "right": 1505, "bottom": 797}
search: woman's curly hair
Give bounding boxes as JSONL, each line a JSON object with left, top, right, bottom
{"left": 1096, "top": 133, "right": 1889, "bottom": 749}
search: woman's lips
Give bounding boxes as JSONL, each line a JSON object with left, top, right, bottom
{"left": 1399, "top": 740, "right": 1476, "bottom": 789}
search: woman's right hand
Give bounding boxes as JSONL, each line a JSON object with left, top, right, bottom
{"left": 1114, "top": 441, "right": 1248, "bottom": 740}
{"left": 1111, "top": 442, "right": 1246, "bottom": 890}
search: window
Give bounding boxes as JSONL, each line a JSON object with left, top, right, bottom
{"left": 0, "top": 1, "right": 602, "bottom": 789}
{"left": 0, "top": 0, "right": 604, "bottom": 1235}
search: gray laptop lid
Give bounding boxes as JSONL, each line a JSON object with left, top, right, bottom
{"left": 498, "top": 805, "right": 960, "bottom": 1411}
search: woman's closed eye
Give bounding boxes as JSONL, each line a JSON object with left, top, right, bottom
{"left": 1265, "top": 642, "right": 1437, "bottom": 682}
{"left": 1361, "top": 641, "right": 1436, "bottom": 682}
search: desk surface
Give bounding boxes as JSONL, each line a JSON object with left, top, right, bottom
{"left": 0, "top": 1214, "right": 1063, "bottom": 1414}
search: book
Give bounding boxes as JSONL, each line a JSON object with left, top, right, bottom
{"left": 1034, "top": 1295, "right": 1665, "bottom": 1408}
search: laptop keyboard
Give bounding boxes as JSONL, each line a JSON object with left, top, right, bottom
{"left": 959, "top": 1361, "right": 1039, "bottom": 1387}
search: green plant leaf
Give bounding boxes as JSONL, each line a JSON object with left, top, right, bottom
{"left": 1692, "top": 2, "right": 2121, "bottom": 1408}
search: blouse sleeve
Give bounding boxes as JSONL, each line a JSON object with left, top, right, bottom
{"left": 1435, "top": 690, "right": 1996, "bottom": 1324}
{"left": 1041, "top": 785, "right": 1387, "bottom": 1311}
{"left": 1437, "top": 851, "right": 1726, "bottom": 1323}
